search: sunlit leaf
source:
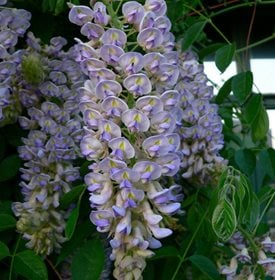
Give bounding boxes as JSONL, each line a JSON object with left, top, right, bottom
{"left": 212, "top": 199, "right": 237, "bottom": 241}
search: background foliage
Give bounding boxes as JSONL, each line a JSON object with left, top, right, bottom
{"left": 0, "top": 0, "right": 274, "bottom": 279}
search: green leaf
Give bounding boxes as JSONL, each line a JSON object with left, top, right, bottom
{"left": 13, "top": 250, "right": 48, "bottom": 280}
{"left": 212, "top": 199, "right": 237, "bottom": 241}
{"left": 59, "top": 185, "right": 86, "bottom": 210}
{"left": 244, "top": 94, "right": 261, "bottom": 124}
{"left": 151, "top": 246, "right": 179, "bottom": 260}
{"left": 65, "top": 207, "right": 80, "bottom": 240}
{"left": 71, "top": 239, "right": 105, "bottom": 280}
{"left": 54, "top": 0, "right": 65, "bottom": 15}
{"left": 56, "top": 220, "right": 95, "bottom": 266}
{"left": 65, "top": 185, "right": 86, "bottom": 240}
{"left": 232, "top": 71, "right": 253, "bottom": 103}
{"left": 215, "top": 44, "right": 235, "bottom": 73}
{"left": 198, "top": 43, "right": 224, "bottom": 61}
{"left": 246, "top": 193, "right": 260, "bottom": 231}
{"left": 0, "top": 214, "right": 16, "bottom": 231}
{"left": 215, "top": 77, "right": 232, "bottom": 104}
{"left": 0, "top": 154, "right": 21, "bottom": 182}
{"left": 42, "top": 0, "right": 56, "bottom": 12}
{"left": 182, "top": 20, "right": 207, "bottom": 50}
{"left": 234, "top": 149, "right": 256, "bottom": 176}
{"left": 189, "top": 255, "right": 220, "bottom": 280}
{"left": 0, "top": 134, "right": 6, "bottom": 161}
{"left": 251, "top": 104, "right": 269, "bottom": 142}
{"left": 0, "top": 241, "right": 10, "bottom": 261}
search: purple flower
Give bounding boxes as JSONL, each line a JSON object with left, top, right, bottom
{"left": 101, "top": 96, "right": 128, "bottom": 118}
{"left": 93, "top": 2, "right": 110, "bottom": 26}
{"left": 80, "top": 22, "right": 104, "bottom": 42}
{"left": 137, "top": 27, "right": 163, "bottom": 50}
{"left": 150, "top": 111, "right": 176, "bottom": 134}
{"left": 235, "top": 248, "right": 251, "bottom": 264}
{"left": 95, "top": 80, "right": 122, "bottom": 99}
{"left": 135, "top": 96, "right": 163, "bottom": 116}
{"left": 144, "top": 52, "right": 166, "bottom": 74}
{"left": 90, "top": 210, "right": 114, "bottom": 232}
{"left": 123, "top": 73, "right": 152, "bottom": 97}
{"left": 142, "top": 135, "right": 170, "bottom": 157}
{"left": 68, "top": 5, "right": 94, "bottom": 26}
{"left": 89, "top": 181, "right": 113, "bottom": 207}
{"left": 83, "top": 108, "right": 102, "bottom": 129}
{"left": 160, "top": 90, "right": 180, "bottom": 110}
{"left": 80, "top": 58, "right": 106, "bottom": 76}
{"left": 118, "top": 52, "right": 144, "bottom": 75}
{"left": 98, "top": 119, "right": 121, "bottom": 141}
{"left": 88, "top": 68, "right": 116, "bottom": 83}
{"left": 139, "top": 11, "right": 155, "bottom": 31}
{"left": 145, "top": 0, "right": 167, "bottom": 16}
{"left": 98, "top": 157, "right": 127, "bottom": 176}
{"left": 133, "top": 161, "right": 162, "bottom": 183}
{"left": 100, "top": 44, "right": 124, "bottom": 66}
{"left": 156, "top": 153, "right": 181, "bottom": 176}
{"left": 111, "top": 168, "right": 140, "bottom": 188}
{"left": 122, "top": 109, "right": 150, "bottom": 133}
{"left": 261, "top": 237, "right": 275, "bottom": 253}
{"left": 109, "top": 137, "right": 135, "bottom": 160}
{"left": 155, "top": 63, "right": 179, "bottom": 87}
{"left": 101, "top": 28, "right": 127, "bottom": 48}
{"left": 154, "top": 16, "right": 171, "bottom": 34}
{"left": 80, "top": 134, "right": 105, "bottom": 160}
{"left": 116, "top": 210, "right": 131, "bottom": 234}
{"left": 122, "top": 1, "right": 145, "bottom": 27}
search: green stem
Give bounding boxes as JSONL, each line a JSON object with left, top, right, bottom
{"left": 253, "top": 191, "right": 275, "bottom": 235}
{"left": 103, "top": 0, "right": 123, "bottom": 29}
{"left": 46, "top": 258, "right": 62, "bottom": 280}
{"left": 171, "top": 209, "right": 209, "bottom": 280}
{"left": 210, "top": 2, "right": 254, "bottom": 18}
{"left": 238, "top": 226, "right": 258, "bottom": 254}
{"left": 9, "top": 236, "right": 21, "bottom": 280}
{"left": 182, "top": 4, "right": 231, "bottom": 44}
{"left": 236, "top": 33, "right": 275, "bottom": 53}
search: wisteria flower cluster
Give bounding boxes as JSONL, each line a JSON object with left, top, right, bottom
{"left": 68, "top": 0, "right": 226, "bottom": 279}
{"left": 11, "top": 33, "right": 85, "bottom": 255}
{"left": 219, "top": 232, "right": 275, "bottom": 279}
{"left": 69, "top": 0, "right": 186, "bottom": 278}
{"left": 175, "top": 51, "right": 227, "bottom": 185}
{"left": 0, "top": 0, "right": 31, "bottom": 124}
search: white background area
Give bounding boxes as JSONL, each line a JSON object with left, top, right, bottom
{"left": 204, "top": 59, "right": 275, "bottom": 146}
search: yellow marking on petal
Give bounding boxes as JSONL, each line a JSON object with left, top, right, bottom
{"left": 119, "top": 141, "right": 126, "bottom": 150}
{"left": 136, "top": 77, "right": 143, "bottom": 85}
{"left": 103, "top": 84, "right": 110, "bottom": 90}
{"left": 122, "top": 172, "right": 130, "bottom": 179}
{"left": 105, "top": 123, "right": 111, "bottom": 132}
{"left": 134, "top": 113, "right": 141, "bottom": 122}
{"left": 145, "top": 165, "right": 153, "bottom": 172}
{"left": 111, "top": 100, "right": 118, "bottom": 107}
